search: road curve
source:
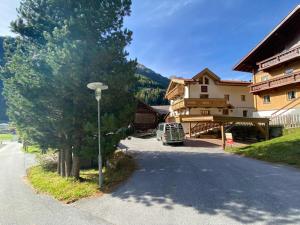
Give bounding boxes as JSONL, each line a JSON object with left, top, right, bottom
{"left": 0, "top": 142, "right": 112, "bottom": 225}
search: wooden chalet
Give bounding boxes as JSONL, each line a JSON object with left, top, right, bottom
{"left": 234, "top": 4, "right": 300, "bottom": 118}
{"left": 133, "top": 101, "right": 159, "bottom": 131}
{"left": 164, "top": 68, "right": 269, "bottom": 148}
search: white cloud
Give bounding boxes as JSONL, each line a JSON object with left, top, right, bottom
{"left": 145, "top": 0, "right": 200, "bottom": 21}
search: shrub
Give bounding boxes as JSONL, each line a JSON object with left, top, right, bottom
{"left": 37, "top": 152, "right": 58, "bottom": 171}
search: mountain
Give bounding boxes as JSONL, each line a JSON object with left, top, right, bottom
{"left": 135, "top": 64, "right": 170, "bottom": 105}
{"left": 0, "top": 37, "right": 8, "bottom": 122}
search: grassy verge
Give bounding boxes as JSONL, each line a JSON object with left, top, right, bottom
{"left": 24, "top": 145, "right": 41, "bottom": 154}
{"left": 27, "top": 151, "right": 136, "bottom": 203}
{"left": 0, "top": 133, "right": 14, "bottom": 142}
{"left": 226, "top": 128, "right": 300, "bottom": 168}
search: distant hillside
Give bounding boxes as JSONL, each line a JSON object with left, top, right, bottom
{"left": 0, "top": 37, "right": 8, "bottom": 122}
{"left": 135, "top": 64, "right": 170, "bottom": 105}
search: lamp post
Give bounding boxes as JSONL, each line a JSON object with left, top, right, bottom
{"left": 87, "top": 82, "right": 108, "bottom": 188}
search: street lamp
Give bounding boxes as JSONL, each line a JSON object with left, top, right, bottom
{"left": 87, "top": 82, "right": 108, "bottom": 188}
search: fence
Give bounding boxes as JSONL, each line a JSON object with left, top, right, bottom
{"left": 270, "top": 114, "right": 300, "bottom": 128}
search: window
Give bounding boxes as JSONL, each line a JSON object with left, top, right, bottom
{"left": 201, "top": 86, "right": 208, "bottom": 92}
{"left": 241, "top": 95, "right": 246, "bottom": 101}
{"left": 224, "top": 94, "right": 230, "bottom": 101}
{"left": 200, "top": 110, "right": 210, "bottom": 116}
{"left": 204, "top": 77, "right": 209, "bottom": 85}
{"left": 287, "top": 90, "right": 296, "bottom": 101}
{"left": 222, "top": 109, "right": 229, "bottom": 115}
{"left": 200, "top": 94, "right": 209, "bottom": 99}
{"left": 285, "top": 68, "right": 294, "bottom": 76}
{"left": 198, "top": 77, "right": 203, "bottom": 84}
{"left": 263, "top": 95, "right": 270, "bottom": 104}
{"left": 243, "top": 110, "right": 248, "bottom": 117}
{"left": 261, "top": 76, "right": 269, "bottom": 82}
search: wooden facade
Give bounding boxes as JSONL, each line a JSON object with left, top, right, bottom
{"left": 234, "top": 5, "right": 300, "bottom": 118}
{"left": 172, "top": 114, "right": 269, "bottom": 149}
{"left": 134, "top": 101, "right": 158, "bottom": 131}
{"left": 171, "top": 98, "right": 228, "bottom": 111}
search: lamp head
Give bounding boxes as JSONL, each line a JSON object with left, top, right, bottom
{"left": 87, "top": 82, "right": 108, "bottom": 101}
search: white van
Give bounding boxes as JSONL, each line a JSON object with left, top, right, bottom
{"left": 156, "top": 123, "right": 185, "bottom": 145}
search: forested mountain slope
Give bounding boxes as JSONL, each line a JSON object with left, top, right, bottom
{"left": 135, "top": 63, "right": 169, "bottom": 105}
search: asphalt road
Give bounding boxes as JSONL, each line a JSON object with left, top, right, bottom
{"left": 0, "top": 142, "right": 112, "bottom": 225}
{"left": 75, "top": 137, "right": 300, "bottom": 225}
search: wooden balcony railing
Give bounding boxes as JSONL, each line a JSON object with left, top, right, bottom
{"left": 257, "top": 45, "right": 300, "bottom": 71}
{"left": 171, "top": 98, "right": 228, "bottom": 111}
{"left": 250, "top": 71, "right": 300, "bottom": 93}
{"left": 166, "top": 85, "right": 184, "bottom": 100}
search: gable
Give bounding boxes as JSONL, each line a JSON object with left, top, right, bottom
{"left": 192, "top": 68, "right": 221, "bottom": 81}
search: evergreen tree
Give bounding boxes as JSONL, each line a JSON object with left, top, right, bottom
{"left": 1, "top": 0, "right": 136, "bottom": 179}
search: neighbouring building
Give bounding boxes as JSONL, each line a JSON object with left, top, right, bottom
{"left": 165, "top": 68, "right": 254, "bottom": 120}
{"left": 151, "top": 105, "right": 170, "bottom": 122}
{"left": 234, "top": 5, "right": 300, "bottom": 118}
{"left": 133, "top": 101, "right": 159, "bottom": 131}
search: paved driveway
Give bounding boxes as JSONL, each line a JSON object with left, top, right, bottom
{"left": 0, "top": 142, "right": 111, "bottom": 225}
{"left": 76, "top": 137, "right": 300, "bottom": 225}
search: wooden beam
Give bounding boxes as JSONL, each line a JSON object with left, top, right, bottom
{"left": 221, "top": 123, "right": 225, "bottom": 150}
{"left": 189, "top": 122, "right": 192, "bottom": 138}
{"left": 179, "top": 115, "right": 269, "bottom": 124}
{"left": 253, "top": 122, "right": 266, "bottom": 136}
{"left": 265, "top": 121, "right": 270, "bottom": 140}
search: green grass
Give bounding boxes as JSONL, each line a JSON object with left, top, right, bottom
{"left": 226, "top": 128, "right": 300, "bottom": 167}
{"left": 0, "top": 133, "right": 13, "bottom": 141}
{"left": 27, "top": 152, "right": 136, "bottom": 203}
{"left": 28, "top": 166, "right": 99, "bottom": 203}
{"left": 24, "top": 145, "right": 41, "bottom": 154}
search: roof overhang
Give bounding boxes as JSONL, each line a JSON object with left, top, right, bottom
{"left": 233, "top": 4, "right": 300, "bottom": 73}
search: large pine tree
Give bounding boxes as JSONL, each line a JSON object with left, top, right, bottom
{"left": 1, "top": 0, "right": 136, "bottom": 178}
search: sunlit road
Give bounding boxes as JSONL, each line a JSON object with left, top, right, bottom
{"left": 2, "top": 139, "right": 300, "bottom": 225}
{"left": 0, "top": 142, "right": 111, "bottom": 225}
{"left": 76, "top": 137, "right": 300, "bottom": 225}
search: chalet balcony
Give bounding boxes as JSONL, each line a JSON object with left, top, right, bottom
{"left": 257, "top": 45, "right": 300, "bottom": 71}
{"left": 166, "top": 85, "right": 184, "bottom": 100}
{"left": 171, "top": 98, "right": 228, "bottom": 111}
{"left": 250, "top": 71, "right": 300, "bottom": 93}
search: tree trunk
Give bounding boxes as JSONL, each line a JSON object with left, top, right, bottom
{"left": 71, "top": 155, "right": 80, "bottom": 179}
{"left": 65, "top": 147, "right": 72, "bottom": 177}
{"left": 57, "top": 150, "right": 61, "bottom": 175}
{"left": 60, "top": 148, "right": 66, "bottom": 177}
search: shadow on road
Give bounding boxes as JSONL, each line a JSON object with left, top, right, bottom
{"left": 109, "top": 148, "right": 300, "bottom": 224}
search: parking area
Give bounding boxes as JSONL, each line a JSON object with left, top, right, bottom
{"left": 75, "top": 137, "right": 300, "bottom": 225}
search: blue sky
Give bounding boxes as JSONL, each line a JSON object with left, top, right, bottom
{"left": 1, "top": 0, "right": 300, "bottom": 80}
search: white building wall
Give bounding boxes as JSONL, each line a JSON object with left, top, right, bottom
{"left": 185, "top": 76, "right": 254, "bottom": 117}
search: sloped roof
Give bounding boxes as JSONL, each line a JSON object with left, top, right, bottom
{"left": 216, "top": 80, "right": 252, "bottom": 86}
{"left": 234, "top": 4, "right": 300, "bottom": 72}
{"left": 151, "top": 105, "right": 170, "bottom": 115}
{"left": 167, "top": 68, "right": 251, "bottom": 87}
{"left": 192, "top": 68, "right": 221, "bottom": 81}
